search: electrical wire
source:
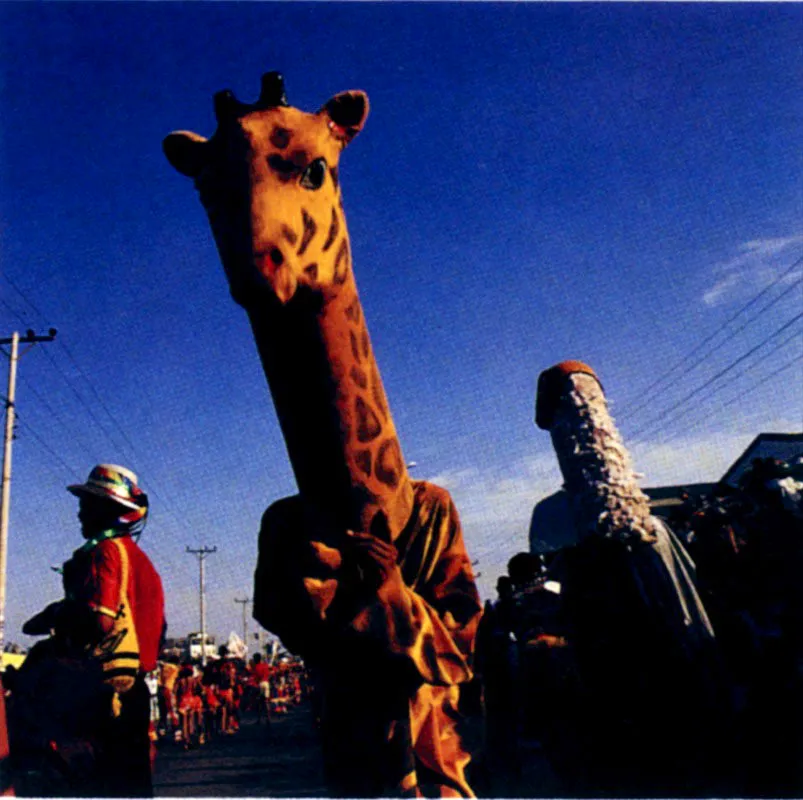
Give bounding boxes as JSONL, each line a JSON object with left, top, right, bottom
{"left": 628, "top": 323, "right": 803, "bottom": 441}
{"left": 1, "top": 271, "right": 181, "bottom": 518}
{"left": 15, "top": 373, "right": 103, "bottom": 465}
{"left": 622, "top": 275, "right": 802, "bottom": 426}
{"left": 629, "top": 310, "right": 803, "bottom": 441}
{"left": 617, "top": 253, "right": 803, "bottom": 420}
{"left": 1, "top": 272, "right": 47, "bottom": 321}
{"left": 14, "top": 417, "right": 82, "bottom": 478}
{"left": 716, "top": 352, "right": 803, "bottom": 415}
{"left": 0, "top": 296, "right": 31, "bottom": 330}
{"left": 691, "top": 324, "right": 803, "bottom": 401}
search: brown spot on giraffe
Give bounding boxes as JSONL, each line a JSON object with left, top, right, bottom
{"left": 323, "top": 207, "right": 340, "bottom": 252}
{"left": 282, "top": 225, "right": 298, "bottom": 246}
{"left": 375, "top": 438, "right": 403, "bottom": 489}
{"left": 350, "top": 330, "right": 362, "bottom": 363}
{"left": 267, "top": 154, "right": 301, "bottom": 183}
{"left": 270, "top": 127, "right": 292, "bottom": 149}
{"left": 355, "top": 396, "right": 382, "bottom": 443}
{"left": 303, "top": 262, "right": 319, "bottom": 281}
{"left": 354, "top": 449, "right": 372, "bottom": 477}
{"left": 298, "top": 209, "right": 317, "bottom": 256}
{"left": 329, "top": 166, "right": 339, "bottom": 190}
{"left": 289, "top": 149, "right": 310, "bottom": 169}
{"left": 334, "top": 239, "right": 349, "bottom": 285}
{"left": 361, "top": 328, "right": 370, "bottom": 360}
{"left": 371, "top": 363, "right": 390, "bottom": 422}
{"left": 344, "top": 299, "right": 361, "bottom": 325}
{"left": 350, "top": 365, "right": 368, "bottom": 390}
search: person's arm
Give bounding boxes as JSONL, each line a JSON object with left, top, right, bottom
{"left": 69, "top": 540, "right": 122, "bottom": 648}
{"left": 253, "top": 498, "right": 339, "bottom": 656}
{"left": 344, "top": 491, "right": 482, "bottom": 687}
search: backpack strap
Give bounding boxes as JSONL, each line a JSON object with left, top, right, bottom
{"left": 95, "top": 538, "right": 140, "bottom": 691}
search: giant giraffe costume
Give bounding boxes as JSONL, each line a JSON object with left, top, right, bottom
{"left": 164, "top": 73, "right": 481, "bottom": 798}
{"left": 522, "top": 360, "right": 729, "bottom": 796}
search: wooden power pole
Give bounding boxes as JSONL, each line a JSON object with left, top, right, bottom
{"left": 0, "top": 329, "right": 57, "bottom": 652}
{"left": 186, "top": 545, "right": 217, "bottom": 665}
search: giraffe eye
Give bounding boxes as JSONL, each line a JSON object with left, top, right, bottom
{"left": 300, "top": 158, "right": 327, "bottom": 190}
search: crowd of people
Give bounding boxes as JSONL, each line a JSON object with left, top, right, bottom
{"left": 2, "top": 437, "right": 801, "bottom": 798}
{"left": 150, "top": 651, "right": 308, "bottom": 750}
{"left": 477, "top": 454, "right": 803, "bottom": 798}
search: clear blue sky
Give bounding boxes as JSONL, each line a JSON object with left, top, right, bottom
{"left": 1, "top": 2, "right": 801, "bottom": 647}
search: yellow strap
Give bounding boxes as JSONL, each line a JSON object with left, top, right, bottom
{"left": 91, "top": 603, "right": 119, "bottom": 619}
{"left": 110, "top": 537, "right": 130, "bottom": 616}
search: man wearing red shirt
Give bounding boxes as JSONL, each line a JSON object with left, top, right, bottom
{"left": 63, "top": 464, "right": 166, "bottom": 797}
{"left": 249, "top": 653, "right": 272, "bottom": 724}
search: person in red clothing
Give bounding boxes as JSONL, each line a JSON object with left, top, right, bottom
{"left": 249, "top": 653, "right": 272, "bottom": 725}
{"left": 62, "top": 464, "right": 166, "bottom": 796}
{"left": 18, "top": 464, "right": 166, "bottom": 797}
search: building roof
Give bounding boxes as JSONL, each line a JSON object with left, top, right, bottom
{"left": 643, "top": 431, "right": 803, "bottom": 515}
{"left": 719, "top": 432, "right": 803, "bottom": 488}
{"left": 644, "top": 482, "right": 717, "bottom": 509}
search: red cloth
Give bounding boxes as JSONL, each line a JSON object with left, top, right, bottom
{"left": 251, "top": 662, "right": 271, "bottom": 683}
{"left": 67, "top": 536, "right": 165, "bottom": 672}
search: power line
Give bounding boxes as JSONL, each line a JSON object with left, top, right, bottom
{"left": 1, "top": 275, "right": 183, "bottom": 518}
{"left": 715, "top": 352, "right": 803, "bottom": 415}
{"left": 691, "top": 324, "right": 803, "bottom": 402}
{"left": 635, "top": 322, "right": 803, "bottom": 441}
{"left": 1, "top": 273, "right": 47, "bottom": 322}
{"left": 0, "top": 298, "right": 30, "bottom": 330}
{"left": 617, "top": 252, "right": 803, "bottom": 420}
{"left": 36, "top": 345, "right": 133, "bottom": 460}
{"left": 55, "top": 338, "right": 141, "bottom": 463}
{"left": 14, "top": 416, "right": 81, "bottom": 477}
{"left": 15, "top": 373, "right": 102, "bottom": 465}
{"left": 641, "top": 340, "right": 803, "bottom": 445}
{"left": 630, "top": 310, "right": 803, "bottom": 441}
{"left": 2, "top": 271, "right": 140, "bottom": 461}
{"left": 621, "top": 275, "right": 802, "bottom": 426}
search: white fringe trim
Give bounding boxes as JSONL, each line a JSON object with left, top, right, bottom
{"left": 550, "top": 373, "right": 657, "bottom": 544}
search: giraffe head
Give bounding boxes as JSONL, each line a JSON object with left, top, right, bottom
{"left": 163, "top": 72, "right": 368, "bottom": 307}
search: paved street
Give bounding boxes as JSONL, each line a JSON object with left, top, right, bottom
{"left": 154, "top": 705, "right": 326, "bottom": 797}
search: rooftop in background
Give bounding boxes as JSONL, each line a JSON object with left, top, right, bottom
{"left": 644, "top": 482, "right": 717, "bottom": 513}
{"left": 719, "top": 432, "right": 803, "bottom": 488}
{"left": 645, "top": 431, "right": 803, "bottom": 516}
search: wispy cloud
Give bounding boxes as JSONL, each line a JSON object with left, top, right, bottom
{"left": 631, "top": 429, "right": 757, "bottom": 487}
{"left": 702, "top": 235, "right": 803, "bottom": 307}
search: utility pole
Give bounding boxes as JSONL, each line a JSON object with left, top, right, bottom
{"left": 186, "top": 545, "right": 217, "bottom": 666}
{"left": 234, "top": 596, "right": 250, "bottom": 654}
{"left": 0, "top": 329, "right": 57, "bottom": 653}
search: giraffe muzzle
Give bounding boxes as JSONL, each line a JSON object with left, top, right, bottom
{"left": 254, "top": 246, "right": 298, "bottom": 305}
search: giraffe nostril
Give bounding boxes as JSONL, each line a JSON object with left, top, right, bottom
{"left": 269, "top": 247, "right": 284, "bottom": 266}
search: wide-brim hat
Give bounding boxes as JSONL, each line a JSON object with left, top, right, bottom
{"left": 535, "top": 360, "right": 602, "bottom": 430}
{"left": 67, "top": 463, "right": 143, "bottom": 511}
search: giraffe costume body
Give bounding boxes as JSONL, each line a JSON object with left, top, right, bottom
{"left": 164, "top": 73, "right": 481, "bottom": 797}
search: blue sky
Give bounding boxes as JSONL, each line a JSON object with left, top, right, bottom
{"left": 1, "top": 2, "right": 801, "bottom": 648}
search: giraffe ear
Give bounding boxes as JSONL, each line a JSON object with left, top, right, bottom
{"left": 163, "top": 131, "right": 210, "bottom": 178}
{"left": 320, "top": 91, "right": 369, "bottom": 146}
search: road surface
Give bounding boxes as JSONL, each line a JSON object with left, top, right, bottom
{"left": 153, "top": 705, "right": 326, "bottom": 797}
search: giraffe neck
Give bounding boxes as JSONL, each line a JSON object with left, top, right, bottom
{"left": 247, "top": 270, "right": 414, "bottom": 541}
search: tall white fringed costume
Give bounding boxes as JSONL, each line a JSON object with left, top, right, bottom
{"left": 531, "top": 360, "right": 733, "bottom": 797}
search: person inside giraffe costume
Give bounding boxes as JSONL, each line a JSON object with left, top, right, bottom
{"left": 163, "top": 72, "right": 482, "bottom": 797}
{"left": 526, "top": 360, "right": 734, "bottom": 796}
